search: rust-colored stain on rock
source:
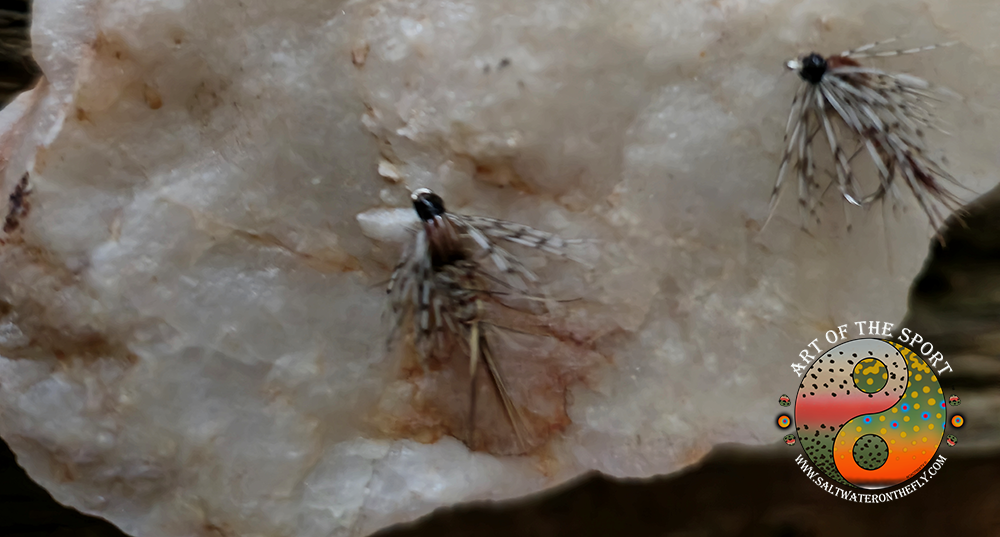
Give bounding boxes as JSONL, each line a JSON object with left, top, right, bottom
{"left": 374, "top": 294, "right": 615, "bottom": 457}
{"left": 144, "top": 84, "right": 163, "bottom": 110}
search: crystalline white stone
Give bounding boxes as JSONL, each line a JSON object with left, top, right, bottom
{"left": 356, "top": 207, "right": 417, "bottom": 244}
{"left": 0, "top": 0, "right": 997, "bottom": 535}
{"left": 377, "top": 160, "right": 403, "bottom": 182}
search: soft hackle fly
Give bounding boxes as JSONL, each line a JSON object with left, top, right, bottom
{"left": 764, "top": 37, "right": 967, "bottom": 239}
{"left": 385, "top": 188, "right": 586, "bottom": 452}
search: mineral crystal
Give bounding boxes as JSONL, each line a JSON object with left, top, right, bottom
{"left": 0, "top": 0, "right": 997, "bottom": 535}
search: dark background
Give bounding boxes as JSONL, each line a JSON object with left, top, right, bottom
{"left": 2, "top": 2, "right": 999, "bottom": 536}
{"left": 0, "top": 1, "right": 37, "bottom": 108}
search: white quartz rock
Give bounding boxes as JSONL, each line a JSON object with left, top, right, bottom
{"left": 1, "top": 0, "right": 998, "bottom": 535}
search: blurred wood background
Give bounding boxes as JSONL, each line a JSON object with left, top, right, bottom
{"left": 0, "top": 1, "right": 997, "bottom": 535}
{"left": 0, "top": 1, "right": 36, "bottom": 108}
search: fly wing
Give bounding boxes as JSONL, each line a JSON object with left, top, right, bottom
{"left": 445, "top": 213, "right": 540, "bottom": 290}
{"left": 447, "top": 212, "right": 595, "bottom": 291}
{"left": 452, "top": 213, "right": 590, "bottom": 262}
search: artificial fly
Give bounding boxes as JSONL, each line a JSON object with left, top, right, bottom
{"left": 385, "top": 188, "right": 588, "bottom": 452}
{"left": 764, "top": 37, "right": 968, "bottom": 241}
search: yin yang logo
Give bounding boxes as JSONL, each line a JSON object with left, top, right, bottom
{"left": 790, "top": 339, "right": 947, "bottom": 489}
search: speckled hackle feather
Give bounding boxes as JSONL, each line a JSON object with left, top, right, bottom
{"left": 763, "top": 37, "right": 968, "bottom": 241}
{"left": 385, "top": 188, "right": 588, "bottom": 452}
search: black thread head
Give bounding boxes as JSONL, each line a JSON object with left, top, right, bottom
{"left": 799, "top": 53, "right": 827, "bottom": 84}
{"left": 411, "top": 188, "right": 447, "bottom": 221}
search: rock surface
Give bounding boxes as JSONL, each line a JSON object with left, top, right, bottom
{"left": 0, "top": 0, "right": 998, "bottom": 536}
